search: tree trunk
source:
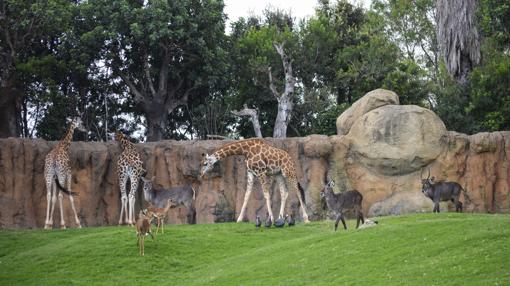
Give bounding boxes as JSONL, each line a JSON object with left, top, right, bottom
{"left": 268, "top": 42, "right": 296, "bottom": 139}
{"left": 145, "top": 106, "right": 167, "bottom": 142}
{"left": 273, "top": 96, "right": 292, "bottom": 138}
{"left": 0, "top": 85, "right": 21, "bottom": 138}
{"left": 436, "top": 0, "right": 480, "bottom": 85}
{"left": 115, "top": 49, "right": 192, "bottom": 142}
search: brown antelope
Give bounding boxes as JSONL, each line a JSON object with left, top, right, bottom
{"left": 320, "top": 179, "right": 364, "bottom": 231}
{"left": 420, "top": 169, "right": 470, "bottom": 213}
{"left": 146, "top": 199, "right": 176, "bottom": 234}
{"left": 136, "top": 210, "right": 154, "bottom": 256}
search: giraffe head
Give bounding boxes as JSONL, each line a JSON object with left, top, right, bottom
{"left": 68, "top": 117, "right": 86, "bottom": 132}
{"left": 200, "top": 153, "right": 219, "bottom": 178}
{"left": 114, "top": 131, "right": 126, "bottom": 142}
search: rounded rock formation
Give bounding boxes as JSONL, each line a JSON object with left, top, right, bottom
{"left": 348, "top": 105, "right": 447, "bottom": 175}
{"left": 336, "top": 89, "right": 399, "bottom": 135}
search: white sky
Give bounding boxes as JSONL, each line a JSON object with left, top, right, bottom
{"left": 223, "top": 0, "right": 372, "bottom": 31}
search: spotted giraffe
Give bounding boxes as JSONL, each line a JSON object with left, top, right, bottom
{"left": 201, "top": 138, "right": 310, "bottom": 223}
{"left": 114, "top": 131, "right": 146, "bottom": 226}
{"left": 43, "top": 117, "right": 84, "bottom": 229}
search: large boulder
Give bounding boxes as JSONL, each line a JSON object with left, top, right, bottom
{"left": 347, "top": 105, "right": 448, "bottom": 175}
{"left": 336, "top": 89, "right": 399, "bottom": 135}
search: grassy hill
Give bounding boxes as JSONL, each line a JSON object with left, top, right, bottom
{"left": 0, "top": 213, "right": 509, "bottom": 285}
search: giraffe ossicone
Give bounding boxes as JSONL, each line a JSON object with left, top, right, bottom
{"left": 200, "top": 138, "right": 310, "bottom": 223}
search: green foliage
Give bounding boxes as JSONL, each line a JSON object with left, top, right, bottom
{"left": 382, "top": 60, "right": 429, "bottom": 105}
{"left": 468, "top": 52, "right": 510, "bottom": 131}
{"left": 0, "top": 214, "right": 509, "bottom": 285}
{"left": 2, "top": 0, "right": 509, "bottom": 139}
{"left": 478, "top": 0, "right": 510, "bottom": 49}
{"left": 229, "top": 9, "right": 299, "bottom": 137}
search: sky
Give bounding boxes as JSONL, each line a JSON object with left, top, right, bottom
{"left": 223, "top": 0, "right": 372, "bottom": 31}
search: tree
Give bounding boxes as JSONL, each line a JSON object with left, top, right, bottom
{"left": 230, "top": 9, "right": 300, "bottom": 138}
{"left": 437, "top": 0, "right": 481, "bottom": 85}
{"left": 83, "top": 0, "right": 227, "bottom": 141}
{"left": 0, "top": 0, "right": 72, "bottom": 138}
{"left": 299, "top": 0, "right": 366, "bottom": 104}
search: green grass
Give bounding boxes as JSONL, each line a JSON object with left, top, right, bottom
{"left": 0, "top": 213, "right": 509, "bottom": 285}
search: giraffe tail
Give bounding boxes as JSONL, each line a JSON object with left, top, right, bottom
{"left": 54, "top": 178, "right": 79, "bottom": 196}
{"left": 297, "top": 183, "right": 307, "bottom": 205}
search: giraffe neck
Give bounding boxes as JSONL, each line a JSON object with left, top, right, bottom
{"left": 213, "top": 141, "right": 250, "bottom": 160}
{"left": 57, "top": 123, "right": 76, "bottom": 151}
{"left": 213, "top": 139, "right": 266, "bottom": 159}
{"left": 119, "top": 137, "right": 136, "bottom": 151}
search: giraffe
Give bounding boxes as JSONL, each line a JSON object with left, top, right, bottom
{"left": 43, "top": 117, "right": 84, "bottom": 229}
{"left": 200, "top": 138, "right": 310, "bottom": 223}
{"left": 114, "top": 131, "right": 146, "bottom": 226}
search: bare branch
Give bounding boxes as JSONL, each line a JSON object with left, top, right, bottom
{"left": 143, "top": 52, "right": 156, "bottom": 96}
{"left": 158, "top": 47, "right": 171, "bottom": 94}
{"left": 267, "top": 66, "right": 279, "bottom": 100}
{"left": 206, "top": 134, "right": 229, "bottom": 140}
{"left": 273, "top": 42, "right": 296, "bottom": 100}
{"left": 118, "top": 72, "right": 145, "bottom": 104}
{"left": 231, "top": 104, "right": 262, "bottom": 138}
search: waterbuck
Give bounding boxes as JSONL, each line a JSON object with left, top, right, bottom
{"left": 320, "top": 179, "right": 364, "bottom": 231}
{"left": 141, "top": 176, "right": 197, "bottom": 224}
{"left": 420, "top": 169, "right": 469, "bottom": 213}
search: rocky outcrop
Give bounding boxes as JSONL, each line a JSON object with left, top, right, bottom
{"left": 348, "top": 104, "right": 447, "bottom": 175}
{"left": 1, "top": 89, "right": 509, "bottom": 228}
{"left": 336, "top": 89, "right": 399, "bottom": 135}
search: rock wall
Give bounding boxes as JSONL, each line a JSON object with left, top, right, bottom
{"left": 1, "top": 89, "right": 509, "bottom": 228}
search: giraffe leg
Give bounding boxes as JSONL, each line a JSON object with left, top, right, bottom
{"left": 44, "top": 176, "right": 53, "bottom": 229}
{"left": 128, "top": 176, "right": 139, "bottom": 226}
{"left": 66, "top": 173, "right": 81, "bottom": 228}
{"left": 49, "top": 182, "right": 58, "bottom": 229}
{"left": 56, "top": 173, "right": 68, "bottom": 229}
{"left": 58, "top": 192, "right": 66, "bottom": 229}
{"left": 277, "top": 176, "right": 288, "bottom": 219}
{"left": 119, "top": 175, "right": 128, "bottom": 225}
{"left": 297, "top": 194, "right": 310, "bottom": 223}
{"left": 288, "top": 176, "right": 310, "bottom": 223}
{"left": 237, "top": 171, "right": 255, "bottom": 223}
{"left": 259, "top": 175, "right": 275, "bottom": 222}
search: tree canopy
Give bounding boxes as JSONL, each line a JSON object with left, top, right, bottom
{"left": 1, "top": 0, "right": 509, "bottom": 141}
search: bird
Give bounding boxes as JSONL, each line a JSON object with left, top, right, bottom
{"left": 264, "top": 217, "right": 272, "bottom": 228}
{"left": 274, "top": 215, "right": 286, "bottom": 228}
{"left": 287, "top": 214, "right": 295, "bottom": 227}
{"left": 255, "top": 216, "right": 261, "bottom": 228}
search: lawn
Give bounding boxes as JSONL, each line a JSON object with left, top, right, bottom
{"left": 0, "top": 213, "right": 509, "bottom": 285}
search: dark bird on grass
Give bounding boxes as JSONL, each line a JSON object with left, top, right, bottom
{"left": 264, "top": 217, "right": 272, "bottom": 228}
{"left": 287, "top": 214, "right": 295, "bottom": 227}
{"left": 255, "top": 216, "right": 261, "bottom": 228}
{"left": 274, "top": 215, "right": 286, "bottom": 228}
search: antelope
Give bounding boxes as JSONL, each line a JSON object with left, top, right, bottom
{"left": 136, "top": 210, "right": 154, "bottom": 256}
{"left": 141, "top": 176, "right": 197, "bottom": 224}
{"left": 146, "top": 198, "right": 177, "bottom": 234}
{"left": 320, "top": 179, "right": 364, "bottom": 231}
{"left": 420, "top": 169, "right": 470, "bottom": 213}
